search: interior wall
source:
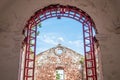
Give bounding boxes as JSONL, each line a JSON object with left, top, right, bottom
{"left": 0, "top": 0, "right": 120, "bottom": 80}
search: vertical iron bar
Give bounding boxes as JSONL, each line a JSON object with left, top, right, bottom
{"left": 90, "top": 22, "right": 97, "bottom": 80}
{"left": 23, "top": 25, "right": 29, "bottom": 80}
{"left": 32, "top": 19, "right": 37, "bottom": 80}
{"left": 82, "top": 23, "right": 88, "bottom": 80}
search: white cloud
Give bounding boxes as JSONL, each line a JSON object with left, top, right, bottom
{"left": 67, "top": 40, "right": 84, "bottom": 54}
{"left": 39, "top": 33, "right": 65, "bottom": 45}
{"left": 68, "top": 40, "right": 83, "bottom": 47}
{"left": 44, "top": 37, "right": 57, "bottom": 45}
{"left": 36, "top": 47, "right": 48, "bottom": 54}
{"left": 57, "top": 37, "right": 64, "bottom": 43}
{"left": 36, "top": 32, "right": 84, "bottom": 54}
{"left": 42, "top": 34, "right": 57, "bottom": 45}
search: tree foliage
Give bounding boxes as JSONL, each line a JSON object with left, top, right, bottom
{"left": 36, "top": 23, "right": 42, "bottom": 36}
{"left": 80, "top": 57, "right": 84, "bottom": 64}
{"left": 56, "top": 71, "right": 60, "bottom": 80}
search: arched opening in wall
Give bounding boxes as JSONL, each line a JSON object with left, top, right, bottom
{"left": 19, "top": 4, "right": 103, "bottom": 80}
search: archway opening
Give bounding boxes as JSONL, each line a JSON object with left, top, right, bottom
{"left": 35, "top": 17, "right": 84, "bottom": 80}
{"left": 19, "top": 4, "right": 103, "bottom": 80}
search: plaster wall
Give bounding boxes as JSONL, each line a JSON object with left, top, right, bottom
{"left": 0, "top": 0, "right": 120, "bottom": 80}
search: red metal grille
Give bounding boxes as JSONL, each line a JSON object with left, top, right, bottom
{"left": 83, "top": 20, "right": 97, "bottom": 80}
{"left": 22, "top": 4, "right": 97, "bottom": 80}
{"left": 23, "top": 19, "right": 37, "bottom": 80}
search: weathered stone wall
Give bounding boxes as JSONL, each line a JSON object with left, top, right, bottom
{"left": 35, "top": 45, "right": 83, "bottom": 80}
{"left": 94, "top": 37, "right": 103, "bottom": 80}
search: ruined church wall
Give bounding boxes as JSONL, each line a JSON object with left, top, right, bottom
{"left": 35, "top": 46, "right": 82, "bottom": 80}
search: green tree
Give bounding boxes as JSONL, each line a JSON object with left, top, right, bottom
{"left": 56, "top": 71, "right": 60, "bottom": 80}
{"left": 79, "top": 57, "right": 84, "bottom": 64}
{"left": 36, "top": 23, "right": 42, "bottom": 36}
{"left": 80, "top": 57, "right": 84, "bottom": 80}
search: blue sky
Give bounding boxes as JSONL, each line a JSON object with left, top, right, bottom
{"left": 36, "top": 17, "right": 84, "bottom": 55}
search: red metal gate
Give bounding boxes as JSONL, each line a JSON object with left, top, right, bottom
{"left": 22, "top": 4, "right": 97, "bottom": 80}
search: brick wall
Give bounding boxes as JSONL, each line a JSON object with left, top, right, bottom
{"left": 35, "top": 44, "right": 83, "bottom": 80}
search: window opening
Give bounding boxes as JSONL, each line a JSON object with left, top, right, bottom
{"left": 56, "top": 69, "right": 64, "bottom": 80}
{"left": 57, "top": 49, "right": 63, "bottom": 55}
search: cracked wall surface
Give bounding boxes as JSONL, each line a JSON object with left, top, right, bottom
{"left": 0, "top": 0, "right": 120, "bottom": 80}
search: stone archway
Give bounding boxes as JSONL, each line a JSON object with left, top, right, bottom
{"left": 22, "top": 4, "right": 97, "bottom": 80}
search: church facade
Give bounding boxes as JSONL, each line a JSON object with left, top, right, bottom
{"left": 35, "top": 44, "right": 83, "bottom": 80}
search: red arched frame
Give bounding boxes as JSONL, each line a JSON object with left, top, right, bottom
{"left": 22, "top": 4, "right": 97, "bottom": 80}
